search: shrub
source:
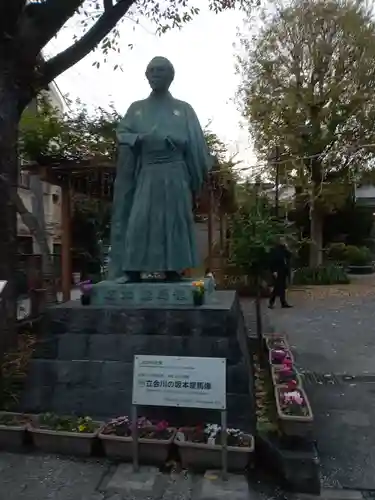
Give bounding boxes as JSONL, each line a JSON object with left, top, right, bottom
{"left": 293, "top": 265, "right": 350, "bottom": 285}
{"left": 325, "top": 243, "right": 373, "bottom": 266}
{"left": 325, "top": 242, "right": 347, "bottom": 263}
{"left": 344, "top": 245, "right": 372, "bottom": 266}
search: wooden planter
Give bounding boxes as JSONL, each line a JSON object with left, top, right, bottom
{"left": 275, "top": 387, "right": 313, "bottom": 437}
{"left": 174, "top": 432, "right": 254, "bottom": 471}
{"left": 0, "top": 412, "right": 30, "bottom": 450}
{"left": 28, "top": 421, "right": 102, "bottom": 457}
{"left": 99, "top": 428, "right": 176, "bottom": 465}
{"left": 269, "top": 348, "right": 295, "bottom": 366}
{"left": 271, "top": 366, "right": 303, "bottom": 388}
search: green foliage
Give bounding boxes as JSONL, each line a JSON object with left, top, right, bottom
{"left": 20, "top": 97, "right": 121, "bottom": 164}
{"left": 236, "top": 0, "right": 375, "bottom": 207}
{"left": 293, "top": 265, "right": 349, "bottom": 285}
{"left": 325, "top": 243, "right": 372, "bottom": 266}
{"left": 343, "top": 245, "right": 372, "bottom": 266}
{"left": 325, "top": 242, "right": 347, "bottom": 263}
{"left": 37, "top": 413, "right": 98, "bottom": 433}
{"left": 0, "top": 332, "right": 36, "bottom": 410}
{"left": 229, "top": 190, "right": 294, "bottom": 274}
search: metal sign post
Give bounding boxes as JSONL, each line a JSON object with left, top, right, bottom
{"left": 131, "top": 404, "right": 139, "bottom": 472}
{"left": 221, "top": 409, "right": 228, "bottom": 481}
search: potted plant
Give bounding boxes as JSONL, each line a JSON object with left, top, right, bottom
{"left": 28, "top": 413, "right": 101, "bottom": 456}
{"left": 79, "top": 280, "right": 92, "bottom": 305}
{"left": 271, "top": 364, "right": 302, "bottom": 388}
{"left": 192, "top": 280, "right": 205, "bottom": 306}
{"left": 275, "top": 387, "right": 313, "bottom": 437}
{"left": 0, "top": 412, "right": 30, "bottom": 450}
{"left": 269, "top": 348, "right": 294, "bottom": 366}
{"left": 174, "top": 423, "right": 254, "bottom": 471}
{"left": 99, "top": 416, "right": 175, "bottom": 465}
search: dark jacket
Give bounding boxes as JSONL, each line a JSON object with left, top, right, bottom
{"left": 269, "top": 244, "right": 291, "bottom": 276}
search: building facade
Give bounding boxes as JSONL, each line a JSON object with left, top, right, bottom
{"left": 18, "top": 82, "right": 65, "bottom": 255}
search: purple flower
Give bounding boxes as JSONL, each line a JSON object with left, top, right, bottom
{"left": 79, "top": 280, "right": 92, "bottom": 293}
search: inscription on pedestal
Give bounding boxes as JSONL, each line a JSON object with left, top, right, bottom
{"left": 91, "top": 278, "right": 214, "bottom": 307}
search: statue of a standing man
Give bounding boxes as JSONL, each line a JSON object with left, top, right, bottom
{"left": 108, "top": 56, "right": 212, "bottom": 282}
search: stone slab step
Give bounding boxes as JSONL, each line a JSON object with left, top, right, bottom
{"left": 34, "top": 334, "right": 243, "bottom": 364}
{"left": 45, "top": 290, "right": 241, "bottom": 338}
{"left": 102, "top": 466, "right": 256, "bottom": 500}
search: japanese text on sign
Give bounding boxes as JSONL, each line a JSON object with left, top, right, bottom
{"left": 132, "top": 355, "right": 226, "bottom": 410}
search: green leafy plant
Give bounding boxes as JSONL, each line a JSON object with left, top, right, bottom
{"left": 325, "top": 243, "right": 347, "bottom": 263}
{"left": 0, "top": 414, "right": 30, "bottom": 426}
{"left": 229, "top": 203, "right": 294, "bottom": 276}
{"left": 344, "top": 245, "right": 372, "bottom": 266}
{"left": 36, "top": 414, "right": 99, "bottom": 433}
{"left": 326, "top": 243, "right": 373, "bottom": 266}
{"left": 0, "top": 331, "right": 36, "bottom": 410}
{"left": 293, "top": 265, "right": 349, "bottom": 285}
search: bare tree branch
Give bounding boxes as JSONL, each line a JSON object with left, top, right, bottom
{"left": 15, "top": 0, "right": 85, "bottom": 65}
{"left": 40, "top": 0, "right": 134, "bottom": 85}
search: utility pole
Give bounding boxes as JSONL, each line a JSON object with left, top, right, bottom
{"left": 274, "top": 145, "right": 280, "bottom": 218}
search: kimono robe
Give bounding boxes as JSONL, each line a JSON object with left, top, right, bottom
{"left": 108, "top": 92, "right": 212, "bottom": 277}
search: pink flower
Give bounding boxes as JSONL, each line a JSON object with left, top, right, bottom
{"left": 283, "top": 390, "right": 304, "bottom": 405}
{"left": 156, "top": 420, "right": 169, "bottom": 431}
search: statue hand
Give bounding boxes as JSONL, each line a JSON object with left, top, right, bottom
{"left": 139, "top": 130, "right": 166, "bottom": 143}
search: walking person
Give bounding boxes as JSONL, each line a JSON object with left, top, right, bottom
{"left": 268, "top": 236, "right": 293, "bottom": 309}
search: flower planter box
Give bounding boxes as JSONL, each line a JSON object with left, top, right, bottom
{"left": 0, "top": 412, "right": 30, "bottom": 450}
{"left": 174, "top": 431, "right": 254, "bottom": 471}
{"left": 269, "top": 348, "right": 294, "bottom": 366}
{"left": 265, "top": 335, "right": 291, "bottom": 352}
{"left": 271, "top": 366, "right": 303, "bottom": 388}
{"left": 99, "top": 428, "right": 176, "bottom": 465}
{"left": 28, "top": 420, "right": 102, "bottom": 456}
{"left": 275, "top": 387, "right": 313, "bottom": 437}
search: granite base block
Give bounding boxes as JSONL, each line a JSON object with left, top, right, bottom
{"left": 91, "top": 277, "right": 215, "bottom": 307}
{"left": 19, "top": 291, "right": 255, "bottom": 429}
{"left": 45, "top": 291, "right": 241, "bottom": 338}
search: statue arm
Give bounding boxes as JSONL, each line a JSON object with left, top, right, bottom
{"left": 184, "top": 103, "right": 213, "bottom": 194}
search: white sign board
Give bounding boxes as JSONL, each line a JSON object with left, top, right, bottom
{"left": 132, "top": 355, "right": 226, "bottom": 410}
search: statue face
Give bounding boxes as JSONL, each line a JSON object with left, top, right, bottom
{"left": 146, "top": 57, "right": 174, "bottom": 92}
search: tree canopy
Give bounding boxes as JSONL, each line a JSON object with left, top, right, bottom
{"left": 236, "top": 0, "right": 375, "bottom": 264}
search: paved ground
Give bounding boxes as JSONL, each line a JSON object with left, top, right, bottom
{"left": 0, "top": 453, "right": 283, "bottom": 500}
{"left": 0, "top": 452, "right": 367, "bottom": 500}
{"left": 263, "top": 277, "right": 375, "bottom": 491}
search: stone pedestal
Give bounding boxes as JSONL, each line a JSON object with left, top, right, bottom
{"left": 90, "top": 277, "right": 215, "bottom": 307}
{"left": 19, "top": 291, "right": 254, "bottom": 430}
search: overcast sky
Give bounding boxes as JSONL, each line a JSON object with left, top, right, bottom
{"left": 46, "top": 5, "right": 257, "bottom": 170}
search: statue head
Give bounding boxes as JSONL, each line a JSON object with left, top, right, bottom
{"left": 146, "top": 56, "right": 175, "bottom": 92}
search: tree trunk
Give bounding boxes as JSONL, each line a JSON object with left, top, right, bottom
{"left": 309, "top": 183, "right": 324, "bottom": 267}
{"left": 0, "top": 69, "right": 22, "bottom": 357}
{"left": 29, "top": 174, "right": 57, "bottom": 303}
